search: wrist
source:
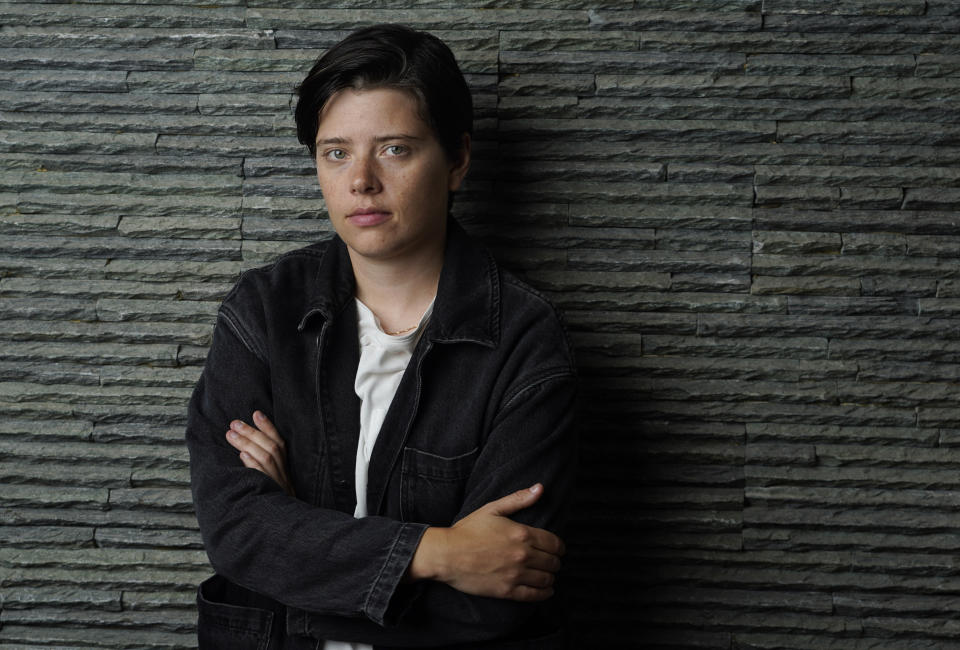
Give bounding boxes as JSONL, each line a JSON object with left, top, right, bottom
{"left": 408, "top": 526, "right": 449, "bottom": 582}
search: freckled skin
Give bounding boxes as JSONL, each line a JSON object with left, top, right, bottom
{"left": 314, "top": 88, "right": 469, "bottom": 268}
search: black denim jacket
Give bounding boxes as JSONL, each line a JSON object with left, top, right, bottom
{"left": 186, "top": 219, "right": 578, "bottom": 648}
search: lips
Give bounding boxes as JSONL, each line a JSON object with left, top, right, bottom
{"left": 347, "top": 207, "right": 391, "bottom": 227}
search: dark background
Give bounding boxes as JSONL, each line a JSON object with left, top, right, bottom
{"left": 2, "top": 1, "right": 960, "bottom": 648}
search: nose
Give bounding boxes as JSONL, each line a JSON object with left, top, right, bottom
{"left": 351, "top": 155, "right": 381, "bottom": 194}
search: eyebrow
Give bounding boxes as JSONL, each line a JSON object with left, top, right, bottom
{"left": 315, "top": 134, "right": 424, "bottom": 146}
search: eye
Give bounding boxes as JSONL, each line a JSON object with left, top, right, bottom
{"left": 325, "top": 149, "right": 346, "bottom": 161}
{"left": 385, "top": 144, "right": 407, "bottom": 156}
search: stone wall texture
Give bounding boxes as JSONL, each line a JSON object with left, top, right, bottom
{"left": 2, "top": 0, "right": 960, "bottom": 648}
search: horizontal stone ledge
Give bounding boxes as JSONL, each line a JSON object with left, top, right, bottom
{"left": 0, "top": 360, "right": 100, "bottom": 387}
{"left": 96, "top": 527, "right": 202, "bottom": 550}
{"left": 3, "top": 586, "right": 122, "bottom": 612}
{"left": 0, "top": 318, "right": 212, "bottom": 346}
{"left": 761, "top": 0, "right": 926, "bottom": 16}
{"left": 96, "top": 298, "right": 220, "bottom": 325}
{"left": 575, "top": 95, "right": 960, "bottom": 124}
{"left": 246, "top": 7, "right": 587, "bottom": 30}
{"left": 858, "top": 359, "right": 960, "bottom": 383}
{"left": 0, "top": 298, "right": 98, "bottom": 322}
{"left": 0, "top": 129, "right": 155, "bottom": 155}
{"left": 589, "top": 8, "right": 761, "bottom": 30}
{"left": 128, "top": 69, "right": 300, "bottom": 94}
{"left": 747, "top": 464, "right": 960, "bottom": 491}
{"left": 552, "top": 290, "right": 782, "bottom": 314}
{"left": 579, "top": 354, "right": 855, "bottom": 383}
{"left": 0, "top": 47, "right": 193, "bottom": 71}
{"left": 157, "top": 134, "right": 300, "bottom": 157}
{"left": 1, "top": 484, "right": 109, "bottom": 510}
{"left": 744, "top": 505, "right": 960, "bottom": 534}
{"left": 830, "top": 338, "right": 960, "bottom": 364}
{"left": 0, "top": 70, "right": 128, "bottom": 92}
{"left": 0, "top": 381, "right": 191, "bottom": 408}
{"left": 0, "top": 213, "right": 120, "bottom": 236}
{"left": 9, "top": 170, "right": 241, "bottom": 197}
{"left": 839, "top": 380, "right": 960, "bottom": 408}
{"left": 1, "top": 277, "right": 231, "bottom": 302}
{"left": 569, "top": 203, "right": 752, "bottom": 230}
{"left": 753, "top": 230, "right": 842, "bottom": 255}
{"left": 0, "top": 26, "right": 274, "bottom": 50}
{"left": 778, "top": 120, "right": 960, "bottom": 147}
{"left": 746, "top": 422, "right": 939, "bottom": 446}
{"left": 670, "top": 272, "right": 751, "bottom": 293}
{"left": 16, "top": 192, "right": 243, "bottom": 218}
{"left": 0, "top": 3, "right": 244, "bottom": 28}
{"left": 641, "top": 29, "right": 960, "bottom": 55}
{"left": 835, "top": 591, "right": 960, "bottom": 618}
{"left": 0, "top": 439, "right": 188, "bottom": 467}
{"left": 700, "top": 312, "right": 960, "bottom": 341}
{"left": 763, "top": 13, "right": 960, "bottom": 33}
{"left": 916, "top": 54, "right": 960, "bottom": 77}
{"left": 1, "top": 90, "right": 198, "bottom": 115}
{"left": 274, "top": 26, "right": 500, "bottom": 54}
{"left": 101, "top": 259, "right": 244, "bottom": 283}
{"left": 750, "top": 275, "right": 861, "bottom": 297}
{"left": 612, "top": 398, "right": 917, "bottom": 427}
{"left": 108, "top": 487, "right": 194, "bottom": 513}
{"left": 642, "top": 333, "right": 828, "bottom": 359}
{"left": 0, "top": 234, "right": 241, "bottom": 262}
{"left": 755, "top": 209, "right": 960, "bottom": 237}
{"left": 903, "top": 188, "right": 960, "bottom": 210}
{"left": 756, "top": 165, "right": 960, "bottom": 189}
{"left": 1, "top": 505, "right": 199, "bottom": 531}
{"left": 753, "top": 253, "right": 960, "bottom": 280}
{"left": 1, "top": 341, "right": 179, "bottom": 367}
{"left": 0, "top": 459, "right": 133, "bottom": 488}
{"left": 743, "top": 527, "right": 960, "bottom": 554}
{"left": 569, "top": 248, "right": 750, "bottom": 273}
{"left": 198, "top": 92, "right": 292, "bottom": 116}
{"left": 117, "top": 216, "right": 241, "bottom": 240}
{"left": 94, "top": 423, "right": 192, "bottom": 445}
{"left": 0, "top": 625, "right": 197, "bottom": 648}
{"left": 0, "top": 525, "right": 95, "bottom": 548}
{"left": 853, "top": 77, "right": 960, "bottom": 101}
{"left": 0, "top": 111, "right": 296, "bottom": 138}
{"left": 499, "top": 28, "right": 639, "bottom": 52}
{"left": 501, "top": 50, "right": 744, "bottom": 74}
{"left": 130, "top": 467, "right": 192, "bottom": 488}
{"left": 596, "top": 74, "right": 850, "bottom": 100}
{"left": 745, "top": 53, "right": 915, "bottom": 76}
{"left": 1, "top": 607, "right": 196, "bottom": 633}
{"left": 748, "top": 485, "right": 960, "bottom": 510}
{"left": 499, "top": 117, "right": 777, "bottom": 143}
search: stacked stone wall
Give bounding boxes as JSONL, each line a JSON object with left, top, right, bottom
{"left": 2, "top": 1, "right": 960, "bottom": 648}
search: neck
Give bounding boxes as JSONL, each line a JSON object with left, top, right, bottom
{"left": 349, "top": 242, "right": 444, "bottom": 335}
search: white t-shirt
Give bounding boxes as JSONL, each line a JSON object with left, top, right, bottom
{"left": 323, "top": 298, "right": 433, "bottom": 650}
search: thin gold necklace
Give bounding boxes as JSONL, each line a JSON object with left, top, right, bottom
{"left": 384, "top": 324, "right": 418, "bottom": 336}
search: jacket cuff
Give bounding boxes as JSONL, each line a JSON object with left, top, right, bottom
{"left": 364, "top": 522, "right": 429, "bottom": 627}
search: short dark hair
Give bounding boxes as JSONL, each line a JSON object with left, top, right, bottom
{"left": 294, "top": 24, "right": 473, "bottom": 161}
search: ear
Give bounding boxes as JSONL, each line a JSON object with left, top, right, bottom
{"left": 447, "top": 133, "right": 471, "bottom": 192}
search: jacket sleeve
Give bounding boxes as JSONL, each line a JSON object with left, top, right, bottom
{"left": 304, "top": 368, "right": 579, "bottom": 646}
{"left": 186, "top": 314, "right": 428, "bottom": 626}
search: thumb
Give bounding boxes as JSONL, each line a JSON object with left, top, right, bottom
{"left": 486, "top": 483, "right": 544, "bottom": 517}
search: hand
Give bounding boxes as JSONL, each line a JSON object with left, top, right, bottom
{"left": 408, "top": 484, "right": 565, "bottom": 602}
{"left": 225, "top": 411, "right": 295, "bottom": 497}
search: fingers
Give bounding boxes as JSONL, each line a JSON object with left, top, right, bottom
{"left": 225, "top": 412, "right": 293, "bottom": 495}
{"left": 485, "top": 483, "right": 544, "bottom": 517}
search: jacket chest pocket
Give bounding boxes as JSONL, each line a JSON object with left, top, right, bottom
{"left": 400, "top": 446, "right": 478, "bottom": 526}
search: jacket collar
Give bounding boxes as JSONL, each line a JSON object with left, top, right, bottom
{"left": 298, "top": 217, "right": 499, "bottom": 348}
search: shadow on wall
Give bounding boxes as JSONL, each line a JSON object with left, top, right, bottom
{"left": 461, "top": 146, "right": 653, "bottom": 646}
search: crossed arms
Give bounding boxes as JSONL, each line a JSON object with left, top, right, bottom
{"left": 227, "top": 410, "right": 565, "bottom": 603}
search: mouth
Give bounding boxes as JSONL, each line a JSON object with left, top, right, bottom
{"left": 347, "top": 207, "right": 392, "bottom": 227}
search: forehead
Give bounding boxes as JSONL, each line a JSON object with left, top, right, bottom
{"left": 316, "top": 87, "right": 432, "bottom": 138}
